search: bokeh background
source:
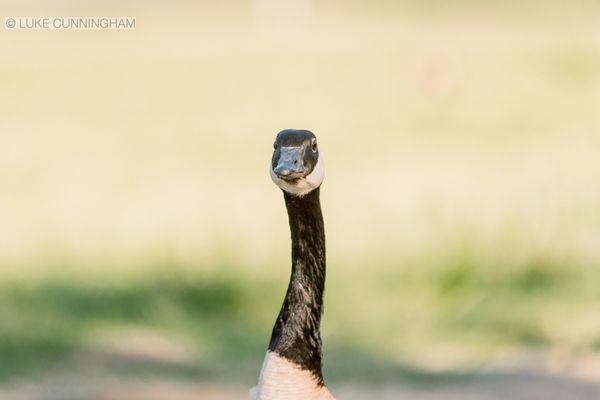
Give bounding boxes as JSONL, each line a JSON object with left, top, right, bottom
{"left": 1, "top": 0, "right": 600, "bottom": 399}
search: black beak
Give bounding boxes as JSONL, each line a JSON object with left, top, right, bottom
{"left": 274, "top": 147, "right": 305, "bottom": 180}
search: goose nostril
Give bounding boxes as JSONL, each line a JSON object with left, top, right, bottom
{"left": 294, "top": 160, "right": 297, "bottom": 164}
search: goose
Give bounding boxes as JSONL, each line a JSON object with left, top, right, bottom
{"left": 251, "top": 129, "right": 335, "bottom": 400}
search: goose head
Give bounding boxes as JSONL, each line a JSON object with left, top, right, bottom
{"left": 270, "top": 129, "right": 324, "bottom": 197}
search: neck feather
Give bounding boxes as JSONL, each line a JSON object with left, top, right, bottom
{"left": 268, "top": 187, "right": 326, "bottom": 383}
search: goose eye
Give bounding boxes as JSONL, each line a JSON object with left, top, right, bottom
{"left": 273, "top": 141, "right": 277, "bottom": 149}
{"left": 311, "top": 140, "right": 318, "bottom": 152}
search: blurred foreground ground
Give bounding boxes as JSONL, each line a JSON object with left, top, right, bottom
{"left": 2, "top": 349, "right": 600, "bottom": 399}
{"left": 1, "top": 273, "right": 600, "bottom": 399}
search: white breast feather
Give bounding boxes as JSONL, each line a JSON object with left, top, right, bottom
{"left": 250, "top": 351, "right": 335, "bottom": 400}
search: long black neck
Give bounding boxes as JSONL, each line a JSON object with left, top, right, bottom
{"left": 268, "top": 187, "right": 326, "bottom": 384}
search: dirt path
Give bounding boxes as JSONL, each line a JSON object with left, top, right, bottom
{"left": 3, "top": 351, "right": 600, "bottom": 400}
{"left": 4, "top": 373, "right": 600, "bottom": 400}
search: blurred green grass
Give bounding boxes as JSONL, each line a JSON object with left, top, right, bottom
{"left": 0, "top": 0, "right": 600, "bottom": 384}
{"left": 1, "top": 255, "right": 598, "bottom": 382}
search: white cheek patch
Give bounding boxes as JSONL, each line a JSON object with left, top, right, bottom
{"left": 270, "top": 154, "right": 325, "bottom": 197}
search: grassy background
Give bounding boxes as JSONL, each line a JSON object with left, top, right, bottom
{"left": 1, "top": 0, "right": 600, "bottom": 390}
